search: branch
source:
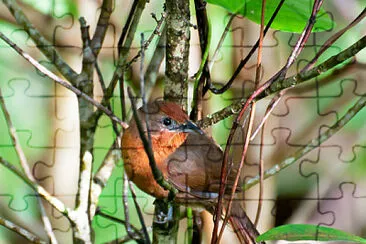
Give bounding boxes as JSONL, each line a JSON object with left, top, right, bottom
{"left": 244, "top": 95, "right": 366, "bottom": 190}
{"left": 79, "top": 17, "right": 95, "bottom": 82}
{"left": 90, "top": 0, "right": 113, "bottom": 56}
{"left": 128, "top": 182, "right": 151, "bottom": 243}
{"left": 0, "top": 31, "right": 128, "bottom": 129}
{"left": 250, "top": 8, "right": 366, "bottom": 142}
{"left": 2, "top": 0, "right": 78, "bottom": 84}
{"left": 0, "top": 216, "right": 47, "bottom": 244}
{"left": 197, "top": 35, "right": 366, "bottom": 129}
{"left": 0, "top": 157, "right": 71, "bottom": 218}
{"left": 164, "top": 0, "right": 191, "bottom": 108}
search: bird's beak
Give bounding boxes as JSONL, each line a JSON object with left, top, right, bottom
{"left": 178, "top": 120, "right": 204, "bottom": 135}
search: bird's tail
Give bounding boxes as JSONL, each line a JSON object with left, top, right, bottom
{"left": 227, "top": 201, "right": 261, "bottom": 244}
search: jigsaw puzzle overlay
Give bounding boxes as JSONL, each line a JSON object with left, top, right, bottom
{"left": 0, "top": 1, "right": 365, "bottom": 243}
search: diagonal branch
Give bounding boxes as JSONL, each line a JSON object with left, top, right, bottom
{"left": 0, "top": 215, "right": 47, "bottom": 244}
{"left": 0, "top": 31, "right": 128, "bottom": 129}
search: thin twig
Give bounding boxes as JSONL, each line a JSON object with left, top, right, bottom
{"left": 190, "top": 0, "right": 210, "bottom": 120}
{"left": 105, "top": 0, "right": 147, "bottom": 101}
{"left": 122, "top": 171, "right": 134, "bottom": 239}
{"left": 0, "top": 31, "right": 128, "bottom": 129}
{"left": 250, "top": 92, "right": 283, "bottom": 141}
{"left": 0, "top": 87, "right": 57, "bottom": 243}
{"left": 254, "top": 119, "right": 265, "bottom": 227}
{"left": 0, "top": 88, "right": 33, "bottom": 180}
{"left": 126, "top": 12, "right": 167, "bottom": 67}
{"left": 208, "top": 14, "right": 235, "bottom": 70}
{"left": 95, "top": 0, "right": 147, "bottom": 124}
{"left": 253, "top": 0, "right": 266, "bottom": 228}
{"left": 144, "top": 27, "right": 166, "bottom": 99}
{"left": 0, "top": 216, "right": 47, "bottom": 244}
{"left": 128, "top": 182, "right": 151, "bottom": 243}
{"left": 244, "top": 95, "right": 366, "bottom": 190}
{"left": 117, "top": 0, "right": 139, "bottom": 55}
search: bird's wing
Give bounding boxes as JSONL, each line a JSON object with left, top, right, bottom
{"left": 165, "top": 132, "right": 240, "bottom": 197}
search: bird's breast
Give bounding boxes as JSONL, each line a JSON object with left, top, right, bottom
{"left": 121, "top": 129, "right": 187, "bottom": 198}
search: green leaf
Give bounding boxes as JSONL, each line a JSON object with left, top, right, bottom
{"left": 206, "top": 0, "right": 334, "bottom": 33}
{"left": 257, "top": 224, "right": 366, "bottom": 243}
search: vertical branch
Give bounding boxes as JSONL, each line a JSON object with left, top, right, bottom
{"left": 164, "top": 0, "right": 191, "bottom": 109}
{"left": 73, "top": 19, "right": 95, "bottom": 244}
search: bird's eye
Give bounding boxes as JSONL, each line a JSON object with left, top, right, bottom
{"left": 162, "top": 117, "right": 172, "bottom": 126}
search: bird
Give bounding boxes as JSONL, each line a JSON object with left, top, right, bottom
{"left": 121, "top": 101, "right": 260, "bottom": 243}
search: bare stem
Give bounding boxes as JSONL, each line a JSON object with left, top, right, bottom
{"left": 0, "top": 216, "right": 47, "bottom": 244}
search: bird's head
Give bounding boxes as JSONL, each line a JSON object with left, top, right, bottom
{"left": 135, "top": 101, "right": 203, "bottom": 135}
{"left": 122, "top": 101, "right": 203, "bottom": 152}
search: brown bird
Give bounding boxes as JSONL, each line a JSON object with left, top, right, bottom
{"left": 121, "top": 101, "right": 260, "bottom": 243}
